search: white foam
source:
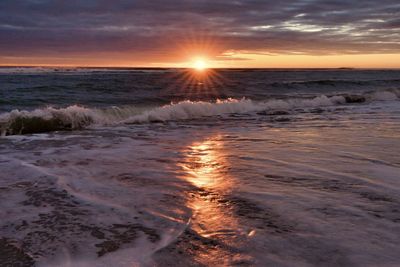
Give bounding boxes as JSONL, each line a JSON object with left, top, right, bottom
{"left": 123, "top": 95, "right": 346, "bottom": 123}
{"left": 0, "top": 105, "right": 147, "bottom": 135}
{"left": 0, "top": 105, "right": 96, "bottom": 123}
{"left": 1, "top": 91, "right": 398, "bottom": 135}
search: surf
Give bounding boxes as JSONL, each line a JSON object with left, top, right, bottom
{"left": 0, "top": 89, "right": 398, "bottom": 136}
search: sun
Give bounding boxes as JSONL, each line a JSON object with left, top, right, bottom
{"left": 193, "top": 58, "right": 207, "bottom": 71}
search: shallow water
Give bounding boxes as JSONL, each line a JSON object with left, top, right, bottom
{"left": 1, "top": 68, "right": 400, "bottom": 266}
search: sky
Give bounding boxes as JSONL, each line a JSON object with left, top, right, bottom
{"left": 0, "top": 0, "right": 400, "bottom": 68}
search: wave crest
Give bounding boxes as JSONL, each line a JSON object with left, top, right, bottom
{"left": 1, "top": 90, "right": 398, "bottom": 135}
{"left": 122, "top": 95, "right": 345, "bottom": 124}
{"left": 0, "top": 106, "right": 95, "bottom": 135}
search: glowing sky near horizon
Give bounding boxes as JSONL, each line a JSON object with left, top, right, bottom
{"left": 0, "top": 0, "right": 399, "bottom": 68}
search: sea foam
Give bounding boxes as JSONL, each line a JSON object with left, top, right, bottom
{"left": 0, "top": 90, "right": 398, "bottom": 135}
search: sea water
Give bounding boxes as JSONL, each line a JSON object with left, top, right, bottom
{"left": 0, "top": 67, "right": 399, "bottom": 266}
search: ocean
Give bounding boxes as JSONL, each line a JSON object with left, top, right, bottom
{"left": 0, "top": 67, "right": 399, "bottom": 266}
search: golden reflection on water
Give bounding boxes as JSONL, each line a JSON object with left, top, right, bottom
{"left": 179, "top": 136, "right": 249, "bottom": 264}
{"left": 163, "top": 68, "right": 227, "bottom": 100}
{"left": 181, "top": 139, "right": 231, "bottom": 189}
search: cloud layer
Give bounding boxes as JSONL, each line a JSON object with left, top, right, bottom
{"left": 1, "top": 0, "right": 399, "bottom": 64}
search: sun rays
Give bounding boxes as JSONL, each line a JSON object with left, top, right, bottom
{"left": 162, "top": 67, "right": 228, "bottom": 101}
{"left": 155, "top": 30, "right": 232, "bottom": 100}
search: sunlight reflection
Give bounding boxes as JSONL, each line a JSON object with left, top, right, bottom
{"left": 181, "top": 138, "right": 231, "bottom": 189}
{"left": 163, "top": 68, "right": 227, "bottom": 100}
{"left": 179, "top": 136, "right": 244, "bottom": 241}
{"left": 176, "top": 136, "right": 254, "bottom": 264}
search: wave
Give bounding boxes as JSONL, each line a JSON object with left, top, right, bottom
{"left": 122, "top": 95, "right": 344, "bottom": 124}
{"left": 0, "top": 105, "right": 145, "bottom": 135}
{"left": 110, "top": 89, "right": 399, "bottom": 124}
{"left": 1, "top": 90, "right": 398, "bottom": 136}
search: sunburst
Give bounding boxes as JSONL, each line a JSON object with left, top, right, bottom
{"left": 193, "top": 58, "right": 207, "bottom": 71}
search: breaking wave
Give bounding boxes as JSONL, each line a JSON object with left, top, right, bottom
{"left": 1, "top": 90, "right": 398, "bottom": 136}
{"left": 0, "top": 105, "right": 144, "bottom": 136}
{"left": 123, "top": 95, "right": 344, "bottom": 124}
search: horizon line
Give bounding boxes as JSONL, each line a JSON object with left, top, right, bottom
{"left": 2, "top": 65, "right": 400, "bottom": 70}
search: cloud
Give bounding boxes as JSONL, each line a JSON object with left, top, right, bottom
{"left": 0, "top": 0, "right": 399, "bottom": 64}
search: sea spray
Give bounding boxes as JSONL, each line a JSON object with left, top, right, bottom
{"left": 0, "top": 90, "right": 398, "bottom": 135}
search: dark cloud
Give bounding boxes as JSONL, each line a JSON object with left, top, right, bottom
{"left": 0, "top": 0, "right": 399, "bottom": 64}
